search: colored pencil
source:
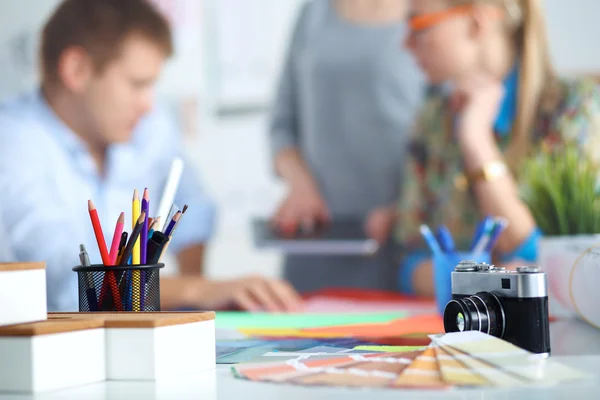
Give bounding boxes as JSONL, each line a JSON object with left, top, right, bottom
{"left": 158, "top": 205, "right": 188, "bottom": 262}
{"left": 127, "top": 209, "right": 144, "bottom": 311}
{"left": 148, "top": 218, "right": 154, "bottom": 232}
{"left": 132, "top": 190, "right": 141, "bottom": 265}
{"left": 157, "top": 157, "right": 184, "bottom": 231}
{"left": 140, "top": 189, "right": 150, "bottom": 310}
{"left": 108, "top": 213, "right": 125, "bottom": 265}
{"left": 88, "top": 200, "right": 122, "bottom": 311}
{"left": 164, "top": 203, "right": 179, "bottom": 232}
{"left": 164, "top": 211, "right": 181, "bottom": 237}
{"left": 141, "top": 189, "right": 149, "bottom": 264}
{"left": 88, "top": 200, "right": 110, "bottom": 265}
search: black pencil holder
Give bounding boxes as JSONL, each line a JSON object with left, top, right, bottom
{"left": 72, "top": 264, "right": 164, "bottom": 312}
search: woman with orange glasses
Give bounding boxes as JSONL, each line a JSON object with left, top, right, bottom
{"left": 386, "top": 0, "right": 600, "bottom": 296}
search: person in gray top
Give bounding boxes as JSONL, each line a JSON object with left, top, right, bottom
{"left": 268, "top": 0, "right": 426, "bottom": 293}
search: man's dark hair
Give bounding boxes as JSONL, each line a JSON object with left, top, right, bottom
{"left": 41, "top": 0, "right": 173, "bottom": 82}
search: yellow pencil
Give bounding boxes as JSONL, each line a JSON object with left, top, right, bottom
{"left": 132, "top": 189, "right": 141, "bottom": 311}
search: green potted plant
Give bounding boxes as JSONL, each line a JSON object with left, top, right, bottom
{"left": 520, "top": 142, "right": 600, "bottom": 315}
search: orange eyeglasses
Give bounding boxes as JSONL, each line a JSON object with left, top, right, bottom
{"left": 408, "top": 4, "right": 504, "bottom": 32}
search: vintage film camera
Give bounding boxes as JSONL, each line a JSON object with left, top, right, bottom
{"left": 443, "top": 261, "right": 551, "bottom": 355}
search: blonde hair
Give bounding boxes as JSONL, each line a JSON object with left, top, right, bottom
{"left": 451, "top": 0, "right": 555, "bottom": 167}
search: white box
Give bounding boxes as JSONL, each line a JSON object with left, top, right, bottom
{"left": 0, "top": 263, "right": 47, "bottom": 327}
{"left": 50, "top": 312, "right": 216, "bottom": 381}
{"left": 0, "top": 319, "right": 106, "bottom": 393}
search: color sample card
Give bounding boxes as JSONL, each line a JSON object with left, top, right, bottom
{"left": 393, "top": 347, "right": 449, "bottom": 389}
{"left": 430, "top": 332, "right": 591, "bottom": 385}
{"left": 436, "top": 344, "right": 524, "bottom": 387}
{"left": 230, "top": 331, "right": 592, "bottom": 390}
{"left": 233, "top": 351, "right": 423, "bottom": 388}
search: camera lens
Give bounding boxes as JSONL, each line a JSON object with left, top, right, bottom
{"left": 443, "top": 292, "right": 505, "bottom": 338}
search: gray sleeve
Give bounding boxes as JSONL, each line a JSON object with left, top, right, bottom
{"left": 267, "top": 1, "right": 312, "bottom": 159}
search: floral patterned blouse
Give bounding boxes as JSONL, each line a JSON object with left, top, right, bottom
{"left": 394, "top": 74, "right": 600, "bottom": 293}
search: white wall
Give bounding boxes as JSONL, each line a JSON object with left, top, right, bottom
{"left": 1, "top": 0, "right": 600, "bottom": 280}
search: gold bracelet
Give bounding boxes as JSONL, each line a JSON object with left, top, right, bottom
{"left": 466, "top": 160, "right": 508, "bottom": 184}
{"left": 453, "top": 160, "right": 508, "bottom": 191}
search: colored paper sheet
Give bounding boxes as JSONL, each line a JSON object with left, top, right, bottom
{"left": 303, "top": 297, "right": 437, "bottom": 314}
{"left": 353, "top": 345, "right": 426, "bottom": 353}
{"left": 240, "top": 314, "right": 443, "bottom": 339}
{"left": 215, "top": 311, "right": 408, "bottom": 330}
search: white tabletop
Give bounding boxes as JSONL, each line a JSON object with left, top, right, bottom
{"left": 1, "top": 317, "right": 599, "bottom": 400}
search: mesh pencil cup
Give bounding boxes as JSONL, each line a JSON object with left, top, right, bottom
{"left": 72, "top": 263, "right": 164, "bottom": 312}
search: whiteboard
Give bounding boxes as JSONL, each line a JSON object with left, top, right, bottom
{"left": 208, "top": 0, "right": 305, "bottom": 112}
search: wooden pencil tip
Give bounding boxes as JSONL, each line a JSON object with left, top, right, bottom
{"left": 133, "top": 189, "right": 139, "bottom": 200}
{"left": 118, "top": 212, "right": 125, "bottom": 222}
{"left": 88, "top": 200, "right": 95, "bottom": 210}
{"left": 143, "top": 188, "right": 149, "bottom": 200}
{"left": 138, "top": 211, "right": 146, "bottom": 223}
{"left": 173, "top": 211, "right": 182, "bottom": 222}
{"left": 182, "top": 204, "right": 188, "bottom": 214}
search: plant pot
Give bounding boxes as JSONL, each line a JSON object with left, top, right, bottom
{"left": 537, "top": 235, "right": 600, "bottom": 317}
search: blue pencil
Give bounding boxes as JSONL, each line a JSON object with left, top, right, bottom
{"left": 436, "top": 225, "right": 455, "bottom": 253}
{"left": 420, "top": 224, "right": 443, "bottom": 256}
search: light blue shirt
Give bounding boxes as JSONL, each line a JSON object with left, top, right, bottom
{"left": 0, "top": 89, "right": 216, "bottom": 312}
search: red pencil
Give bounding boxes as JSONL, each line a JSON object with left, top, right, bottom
{"left": 88, "top": 200, "right": 110, "bottom": 265}
{"left": 109, "top": 212, "right": 125, "bottom": 265}
{"left": 88, "top": 200, "right": 123, "bottom": 311}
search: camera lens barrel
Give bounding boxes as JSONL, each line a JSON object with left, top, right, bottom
{"left": 443, "top": 292, "right": 506, "bottom": 338}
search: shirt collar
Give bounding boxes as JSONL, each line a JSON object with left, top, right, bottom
{"left": 494, "top": 63, "right": 519, "bottom": 137}
{"left": 33, "top": 88, "right": 91, "bottom": 157}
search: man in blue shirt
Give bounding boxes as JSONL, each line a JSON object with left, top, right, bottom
{"left": 0, "top": 0, "right": 301, "bottom": 313}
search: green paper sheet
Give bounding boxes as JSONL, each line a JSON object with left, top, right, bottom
{"left": 353, "top": 345, "right": 426, "bottom": 353}
{"left": 215, "top": 311, "right": 408, "bottom": 330}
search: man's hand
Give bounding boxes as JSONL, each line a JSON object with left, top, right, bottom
{"left": 195, "top": 276, "right": 304, "bottom": 312}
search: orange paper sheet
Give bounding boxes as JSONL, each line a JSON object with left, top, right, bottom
{"left": 240, "top": 314, "right": 444, "bottom": 339}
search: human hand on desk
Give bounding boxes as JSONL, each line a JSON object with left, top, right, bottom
{"left": 195, "top": 276, "right": 304, "bottom": 312}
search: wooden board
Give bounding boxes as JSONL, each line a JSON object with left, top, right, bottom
{"left": 49, "top": 311, "right": 216, "bottom": 328}
{"left": 0, "top": 319, "right": 104, "bottom": 337}
{"left": 0, "top": 262, "right": 45, "bottom": 272}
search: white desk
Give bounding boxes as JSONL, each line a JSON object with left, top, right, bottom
{"left": 1, "top": 317, "right": 599, "bottom": 400}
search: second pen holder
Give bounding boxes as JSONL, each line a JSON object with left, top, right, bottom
{"left": 72, "top": 264, "right": 164, "bottom": 312}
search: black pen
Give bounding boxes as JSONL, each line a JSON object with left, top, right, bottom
{"left": 118, "top": 212, "right": 146, "bottom": 266}
{"left": 147, "top": 231, "right": 170, "bottom": 264}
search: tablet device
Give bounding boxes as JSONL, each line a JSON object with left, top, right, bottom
{"left": 251, "top": 217, "right": 380, "bottom": 255}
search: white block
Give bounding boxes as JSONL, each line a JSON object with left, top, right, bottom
{"left": 107, "top": 319, "right": 216, "bottom": 380}
{"left": 0, "top": 263, "right": 47, "bottom": 327}
{"left": 0, "top": 322, "right": 106, "bottom": 393}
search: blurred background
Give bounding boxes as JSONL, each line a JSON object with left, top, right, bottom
{"left": 1, "top": 0, "right": 599, "bottom": 281}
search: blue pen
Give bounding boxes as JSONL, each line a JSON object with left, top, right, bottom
{"left": 420, "top": 224, "right": 443, "bottom": 256}
{"left": 470, "top": 216, "right": 493, "bottom": 251}
{"left": 436, "top": 225, "right": 455, "bottom": 253}
{"left": 484, "top": 217, "right": 510, "bottom": 252}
